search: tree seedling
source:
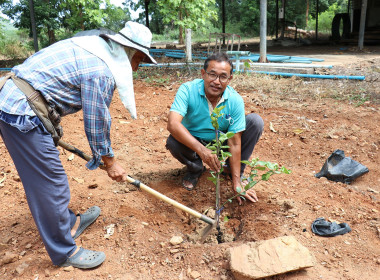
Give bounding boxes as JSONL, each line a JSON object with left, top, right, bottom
{"left": 206, "top": 106, "right": 291, "bottom": 242}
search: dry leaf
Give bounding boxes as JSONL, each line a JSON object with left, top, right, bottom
{"left": 72, "top": 177, "right": 84, "bottom": 184}
{"left": 0, "top": 173, "right": 6, "bottom": 185}
{"left": 269, "top": 122, "right": 277, "bottom": 133}
{"left": 293, "top": 128, "right": 304, "bottom": 134}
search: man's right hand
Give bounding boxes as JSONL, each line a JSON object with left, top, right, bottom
{"left": 102, "top": 156, "right": 127, "bottom": 182}
{"left": 199, "top": 146, "right": 220, "bottom": 172}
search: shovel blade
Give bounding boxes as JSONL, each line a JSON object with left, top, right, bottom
{"left": 200, "top": 223, "right": 215, "bottom": 243}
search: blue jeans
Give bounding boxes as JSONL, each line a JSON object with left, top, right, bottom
{"left": 166, "top": 113, "right": 264, "bottom": 176}
{"left": 0, "top": 119, "right": 77, "bottom": 265}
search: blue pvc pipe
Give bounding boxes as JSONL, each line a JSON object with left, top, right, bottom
{"left": 241, "top": 70, "right": 365, "bottom": 80}
{"left": 0, "top": 68, "right": 12, "bottom": 71}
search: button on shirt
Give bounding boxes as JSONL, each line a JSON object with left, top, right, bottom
{"left": 0, "top": 39, "right": 116, "bottom": 169}
{"left": 170, "top": 79, "right": 246, "bottom": 142}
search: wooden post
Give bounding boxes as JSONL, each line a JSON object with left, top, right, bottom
{"left": 259, "top": 0, "right": 267, "bottom": 63}
{"left": 186, "top": 29, "right": 192, "bottom": 62}
{"left": 358, "top": 0, "right": 368, "bottom": 50}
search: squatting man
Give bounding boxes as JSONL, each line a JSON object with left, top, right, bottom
{"left": 166, "top": 52, "right": 264, "bottom": 204}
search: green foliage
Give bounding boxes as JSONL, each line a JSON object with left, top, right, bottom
{"left": 143, "top": 75, "right": 170, "bottom": 86}
{"left": 157, "top": 0, "right": 217, "bottom": 43}
{"left": 0, "top": 37, "right": 31, "bottom": 59}
{"left": 307, "top": 1, "right": 348, "bottom": 33}
{"left": 60, "top": 0, "right": 107, "bottom": 31}
{"left": 0, "top": 20, "right": 32, "bottom": 59}
{"left": 0, "top": 0, "right": 130, "bottom": 49}
{"left": 222, "top": 158, "right": 291, "bottom": 207}
{"left": 349, "top": 90, "right": 370, "bottom": 107}
{"left": 102, "top": 2, "right": 131, "bottom": 31}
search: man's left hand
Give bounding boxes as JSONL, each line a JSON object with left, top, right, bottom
{"left": 234, "top": 180, "right": 258, "bottom": 205}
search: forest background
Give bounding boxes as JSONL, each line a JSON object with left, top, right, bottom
{"left": 0, "top": 0, "right": 349, "bottom": 60}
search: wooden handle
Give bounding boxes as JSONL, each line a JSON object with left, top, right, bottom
{"left": 126, "top": 176, "right": 214, "bottom": 225}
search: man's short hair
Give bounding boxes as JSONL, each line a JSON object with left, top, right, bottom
{"left": 204, "top": 52, "right": 234, "bottom": 75}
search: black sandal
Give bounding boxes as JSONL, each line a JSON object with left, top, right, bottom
{"left": 181, "top": 167, "right": 206, "bottom": 191}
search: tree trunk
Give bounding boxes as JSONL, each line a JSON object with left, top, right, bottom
{"left": 280, "top": 0, "right": 286, "bottom": 39}
{"left": 144, "top": 0, "right": 150, "bottom": 28}
{"left": 47, "top": 29, "right": 56, "bottom": 45}
{"left": 79, "top": 4, "right": 84, "bottom": 30}
{"left": 178, "top": 9, "right": 184, "bottom": 45}
{"left": 305, "top": 0, "right": 309, "bottom": 26}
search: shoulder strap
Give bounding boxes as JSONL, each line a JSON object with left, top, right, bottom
{"left": 1, "top": 72, "right": 62, "bottom": 145}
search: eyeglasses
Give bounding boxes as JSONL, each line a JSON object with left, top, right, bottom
{"left": 205, "top": 70, "right": 230, "bottom": 83}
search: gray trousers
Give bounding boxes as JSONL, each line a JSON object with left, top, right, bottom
{"left": 0, "top": 119, "right": 77, "bottom": 265}
{"left": 166, "top": 113, "right": 264, "bottom": 176}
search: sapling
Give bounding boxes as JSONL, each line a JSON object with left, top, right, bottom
{"left": 206, "top": 106, "right": 291, "bottom": 242}
{"left": 206, "top": 105, "right": 235, "bottom": 242}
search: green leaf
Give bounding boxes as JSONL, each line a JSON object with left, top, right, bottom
{"left": 281, "top": 166, "right": 292, "bottom": 174}
{"left": 226, "top": 131, "right": 235, "bottom": 138}
{"left": 261, "top": 173, "right": 272, "bottom": 181}
{"left": 255, "top": 166, "right": 266, "bottom": 171}
{"left": 207, "top": 177, "right": 217, "bottom": 184}
{"left": 236, "top": 186, "right": 242, "bottom": 193}
{"left": 223, "top": 216, "right": 229, "bottom": 222}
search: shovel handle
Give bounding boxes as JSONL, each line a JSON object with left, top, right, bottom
{"left": 58, "top": 140, "right": 215, "bottom": 226}
{"left": 126, "top": 176, "right": 215, "bottom": 225}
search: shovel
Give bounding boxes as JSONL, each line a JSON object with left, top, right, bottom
{"left": 58, "top": 140, "right": 215, "bottom": 240}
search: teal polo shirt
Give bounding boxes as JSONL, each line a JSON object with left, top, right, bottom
{"left": 170, "top": 79, "right": 246, "bottom": 142}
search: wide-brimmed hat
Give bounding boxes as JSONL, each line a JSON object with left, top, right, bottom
{"left": 100, "top": 21, "right": 157, "bottom": 64}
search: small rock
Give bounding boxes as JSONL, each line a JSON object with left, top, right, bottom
{"left": 169, "top": 236, "right": 183, "bottom": 246}
{"left": 15, "top": 262, "right": 29, "bottom": 275}
{"left": 0, "top": 252, "right": 18, "bottom": 265}
{"left": 63, "top": 266, "right": 75, "bottom": 272}
{"left": 190, "top": 271, "right": 201, "bottom": 279}
{"left": 25, "top": 243, "right": 32, "bottom": 249}
{"left": 0, "top": 243, "right": 8, "bottom": 251}
{"left": 148, "top": 237, "right": 154, "bottom": 242}
{"left": 142, "top": 222, "right": 149, "bottom": 226}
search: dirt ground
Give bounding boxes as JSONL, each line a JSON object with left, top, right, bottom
{"left": 0, "top": 43, "right": 380, "bottom": 280}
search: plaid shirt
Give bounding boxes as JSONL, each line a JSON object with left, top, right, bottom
{"left": 0, "top": 39, "right": 116, "bottom": 169}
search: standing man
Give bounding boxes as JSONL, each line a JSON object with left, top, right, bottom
{"left": 0, "top": 21, "right": 156, "bottom": 269}
{"left": 166, "top": 52, "right": 263, "bottom": 205}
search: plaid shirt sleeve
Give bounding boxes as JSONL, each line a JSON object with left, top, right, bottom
{"left": 80, "top": 75, "right": 115, "bottom": 170}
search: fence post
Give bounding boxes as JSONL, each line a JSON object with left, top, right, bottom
{"left": 186, "top": 29, "right": 192, "bottom": 62}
